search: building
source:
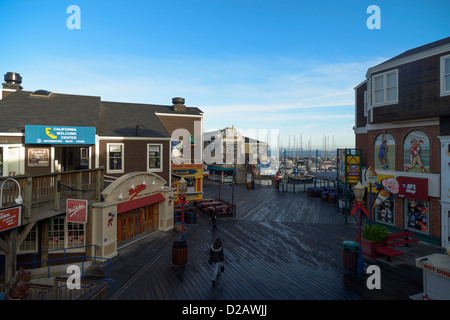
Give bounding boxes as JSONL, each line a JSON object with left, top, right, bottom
{"left": 0, "top": 72, "right": 203, "bottom": 284}
{"left": 204, "top": 127, "right": 270, "bottom": 183}
{"left": 354, "top": 37, "right": 450, "bottom": 247}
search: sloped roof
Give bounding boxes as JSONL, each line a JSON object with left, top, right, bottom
{"left": 0, "top": 90, "right": 100, "bottom": 132}
{"left": 99, "top": 101, "right": 170, "bottom": 138}
{"left": 0, "top": 90, "right": 203, "bottom": 138}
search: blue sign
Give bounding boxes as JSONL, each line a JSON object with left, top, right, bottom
{"left": 25, "top": 125, "right": 96, "bottom": 145}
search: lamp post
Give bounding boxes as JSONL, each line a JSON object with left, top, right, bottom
{"left": 1, "top": 178, "right": 23, "bottom": 286}
{"left": 352, "top": 181, "right": 368, "bottom": 275}
{"left": 178, "top": 177, "right": 187, "bottom": 241}
{"left": 172, "top": 177, "right": 188, "bottom": 266}
{"left": 1, "top": 178, "right": 23, "bottom": 207}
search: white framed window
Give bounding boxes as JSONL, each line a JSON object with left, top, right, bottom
{"left": 107, "top": 143, "right": 124, "bottom": 174}
{"left": 18, "top": 225, "right": 39, "bottom": 253}
{"left": 48, "top": 216, "right": 86, "bottom": 252}
{"left": 372, "top": 69, "right": 398, "bottom": 106}
{"left": 0, "top": 144, "right": 24, "bottom": 176}
{"left": 147, "top": 144, "right": 162, "bottom": 172}
{"left": 441, "top": 54, "right": 450, "bottom": 97}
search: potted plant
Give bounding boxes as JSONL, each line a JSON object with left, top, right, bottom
{"left": 361, "top": 224, "right": 388, "bottom": 258}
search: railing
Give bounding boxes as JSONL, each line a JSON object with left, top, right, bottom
{"left": 11, "top": 277, "right": 110, "bottom": 300}
{"left": 0, "top": 167, "right": 104, "bottom": 217}
{"left": 16, "top": 245, "right": 113, "bottom": 284}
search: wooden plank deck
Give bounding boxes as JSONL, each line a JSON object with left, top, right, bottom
{"left": 105, "top": 180, "right": 443, "bottom": 300}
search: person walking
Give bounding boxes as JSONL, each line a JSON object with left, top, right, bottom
{"left": 211, "top": 211, "right": 217, "bottom": 231}
{"left": 208, "top": 238, "right": 224, "bottom": 286}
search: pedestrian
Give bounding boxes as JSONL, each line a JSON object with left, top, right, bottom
{"left": 208, "top": 238, "right": 224, "bottom": 286}
{"left": 211, "top": 211, "right": 217, "bottom": 231}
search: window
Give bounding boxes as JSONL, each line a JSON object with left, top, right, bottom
{"left": 441, "top": 54, "right": 450, "bottom": 96}
{"left": 372, "top": 70, "right": 398, "bottom": 105}
{"left": 107, "top": 143, "right": 124, "bottom": 173}
{"left": 375, "top": 197, "right": 395, "bottom": 226}
{"left": 48, "top": 216, "right": 85, "bottom": 251}
{"left": 19, "top": 225, "right": 38, "bottom": 253}
{"left": 148, "top": 144, "right": 162, "bottom": 172}
{"left": 405, "top": 198, "right": 429, "bottom": 234}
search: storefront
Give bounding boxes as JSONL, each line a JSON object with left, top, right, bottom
{"left": 91, "top": 172, "right": 175, "bottom": 258}
{"left": 207, "top": 165, "right": 235, "bottom": 183}
{"left": 172, "top": 164, "right": 204, "bottom": 201}
{"left": 367, "top": 170, "right": 440, "bottom": 242}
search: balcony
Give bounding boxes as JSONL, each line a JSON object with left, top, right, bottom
{"left": 0, "top": 167, "right": 104, "bottom": 223}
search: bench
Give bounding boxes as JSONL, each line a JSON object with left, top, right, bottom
{"left": 375, "top": 247, "right": 403, "bottom": 261}
{"left": 387, "top": 230, "right": 420, "bottom": 247}
{"left": 375, "top": 230, "right": 420, "bottom": 261}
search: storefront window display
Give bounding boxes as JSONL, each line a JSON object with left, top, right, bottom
{"left": 403, "top": 131, "right": 430, "bottom": 173}
{"left": 374, "top": 131, "right": 395, "bottom": 170}
{"left": 375, "top": 197, "right": 395, "bottom": 225}
{"left": 405, "top": 198, "right": 429, "bottom": 234}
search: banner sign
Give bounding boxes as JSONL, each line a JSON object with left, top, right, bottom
{"left": 25, "top": 125, "right": 96, "bottom": 145}
{"left": 66, "top": 199, "right": 88, "bottom": 223}
{"left": 0, "top": 205, "right": 22, "bottom": 232}
{"left": 396, "top": 176, "right": 429, "bottom": 200}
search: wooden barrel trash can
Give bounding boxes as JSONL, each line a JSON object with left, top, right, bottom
{"left": 172, "top": 240, "right": 188, "bottom": 265}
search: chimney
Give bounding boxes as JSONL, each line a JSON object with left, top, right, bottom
{"left": 3, "top": 72, "right": 23, "bottom": 90}
{"left": 172, "top": 97, "right": 186, "bottom": 112}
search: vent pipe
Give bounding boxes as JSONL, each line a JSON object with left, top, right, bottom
{"left": 2, "top": 72, "right": 23, "bottom": 90}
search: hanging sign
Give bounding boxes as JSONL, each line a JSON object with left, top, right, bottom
{"left": 0, "top": 205, "right": 22, "bottom": 232}
{"left": 25, "top": 125, "right": 96, "bottom": 145}
{"left": 66, "top": 199, "right": 88, "bottom": 223}
{"left": 396, "top": 176, "right": 429, "bottom": 200}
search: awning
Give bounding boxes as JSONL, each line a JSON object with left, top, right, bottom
{"left": 117, "top": 193, "right": 165, "bottom": 213}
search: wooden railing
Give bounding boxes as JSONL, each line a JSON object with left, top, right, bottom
{"left": 0, "top": 168, "right": 104, "bottom": 218}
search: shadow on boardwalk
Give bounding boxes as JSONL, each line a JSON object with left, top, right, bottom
{"left": 106, "top": 180, "right": 443, "bottom": 300}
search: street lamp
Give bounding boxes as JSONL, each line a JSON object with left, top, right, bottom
{"left": 178, "top": 177, "right": 187, "bottom": 241}
{"left": 172, "top": 177, "right": 188, "bottom": 266}
{"left": 1, "top": 178, "right": 23, "bottom": 207}
{"left": 351, "top": 181, "right": 369, "bottom": 275}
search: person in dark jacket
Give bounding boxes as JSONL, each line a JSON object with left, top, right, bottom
{"left": 208, "top": 238, "right": 224, "bottom": 286}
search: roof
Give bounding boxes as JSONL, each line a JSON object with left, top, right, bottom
{"left": 0, "top": 90, "right": 203, "bottom": 138}
{"left": 383, "top": 36, "right": 450, "bottom": 64}
{"left": 99, "top": 101, "right": 170, "bottom": 138}
{"left": 366, "top": 36, "right": 450, "bottom": 77}
{"left": 0, "top": 90, "right": 100, "bottom": 132}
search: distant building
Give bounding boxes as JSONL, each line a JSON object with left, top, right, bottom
{"left": 204, "top": 126, "right": 269, "bottom": 183}
{"left": 354, "top": 37, "right": 450, "bottom": 247}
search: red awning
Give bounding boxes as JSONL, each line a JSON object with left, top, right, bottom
{"left": 396, "top": 176, "right": 429, "bottom": 200}
{"left": 117, "top": 193, "right": 166, "bottom": 213}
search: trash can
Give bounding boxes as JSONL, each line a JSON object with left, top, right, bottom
{"left": 172, "top": 240, "right": 188, "bottom": 265}
{"left": 343, "top": 241, "right": 359, "bottom": 272}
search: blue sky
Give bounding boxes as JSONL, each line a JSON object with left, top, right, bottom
{"left": 1, "top": 0, "right": 449, "bottom": 150}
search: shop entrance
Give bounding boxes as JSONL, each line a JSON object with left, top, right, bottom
{"left": 54, "top": 147, "right": 90, "bottom": 172}
{"left": 117, "top": 203, "right": 159, "bottom": 243}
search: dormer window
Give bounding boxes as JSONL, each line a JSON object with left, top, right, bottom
{"left": 372, "top": 69, "right": 398, "bottom": 106}
{"left": 441, "top": 54, "right": 450, "bottom": 97}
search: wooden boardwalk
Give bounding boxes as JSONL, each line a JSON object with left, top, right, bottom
{"left": 105, "top": 180, "right": 443, "bottom": 300}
